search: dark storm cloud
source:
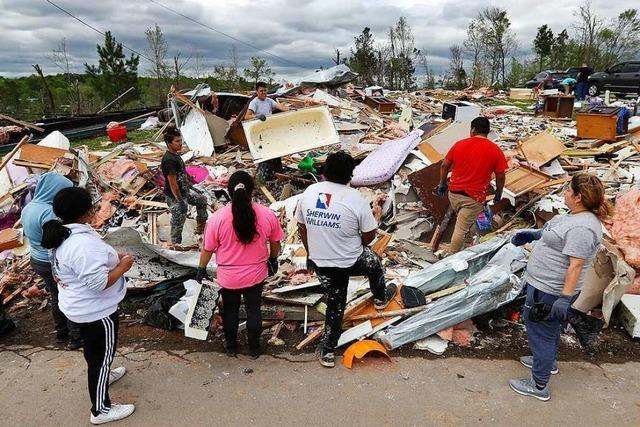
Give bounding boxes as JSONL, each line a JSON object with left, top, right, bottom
{"left": 0, "top": 0, "right": 625, "bottom": 79}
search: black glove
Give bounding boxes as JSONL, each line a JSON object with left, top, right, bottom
{"left": 550, "top": 294, "right": 572, "bottom": 322}
{"left": 256, "top": 114, "right": 267, "bottom": 122}
{"left": 177, "top": 199, "right": 188, "bottom": 214}
{"left": 511, "top": 229, "right": 543, "bottom": 247}
{"left": 433, "top": 182, "right": 448, "bottom": 197}
{"left": 306, "top": 258, "right": 316, "bottom": 274}
{"left": 195, "top": 267, "right": 207, "bottom": 283}
{"left": 267, "top": 257, "right": 279, "bottom": 276}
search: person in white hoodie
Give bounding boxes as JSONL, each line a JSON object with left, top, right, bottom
{"left": 42, "top": 187, "right": 135, "bottom": 425}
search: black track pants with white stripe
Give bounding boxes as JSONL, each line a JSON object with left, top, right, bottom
{"left": 79, "top": 311, "right": 119, "bottom": 417}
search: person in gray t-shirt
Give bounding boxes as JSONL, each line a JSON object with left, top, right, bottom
{"left": 508, "top": 173, "right": 611, "bottom": 401}
{"left": 245, "top": 81, "right": 288, "bottom": 119}
{"left": 244, "top": 81, "right": 290, "bottom": 182}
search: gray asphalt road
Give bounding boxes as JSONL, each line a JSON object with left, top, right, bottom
{"left": 1, "top": 344, "right": 639, "bottom": 426}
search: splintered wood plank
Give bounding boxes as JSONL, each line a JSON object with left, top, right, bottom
{"left": 16, "top": 143, "right": 68, "bottom": 168}
{"left": 417, "top": 141, "right": 445, "bottom": 164}
{"left": 504, "top": 165, "right": 550, "bottom": 196}
{"left": 520, "top": 131, "right": 566, "bottom": 165}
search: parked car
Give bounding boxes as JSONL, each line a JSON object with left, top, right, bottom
{"left": 524, "top": 70, "right": 569, "bottom": 89}
{"left": 588, "top": 61, "right": 640, "bottom": 96}
{"left": 565, "top": 67, "right": 580, "bottom": 79}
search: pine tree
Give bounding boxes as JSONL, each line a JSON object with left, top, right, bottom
{"left": 85, "top": 31, "right": 139, "bottom": 109}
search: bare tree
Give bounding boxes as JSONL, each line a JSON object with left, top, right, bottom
{"left": 417, "top": 49, "right": 435, "bottom": 89}
{"left": 173, "top": 51, "right": 192, "bottom": 89}
{"left": 464, "top": 20, "right": 485, "bottom": 87}
{"left": 145, "top": 24, "right": 169, "bottom": 104}
{"left": 572, "top": 1, "right": 602, "bottom": 64}
{"left": 597, "top": 9, "right": 640, "bottom": 68}
{"left": 448, "top": 45, "right": 467, "bottom": 89}
{"left": 192, "top": 51, "right": 205, "bottom": 80}
{"left": 477, "top": 7, "right": 517, "bottom": 87}
{"left": 32, "top": 64, "right": 55, "bottom": 116}
{"left": 51, "top": 38, "right": 81, "bottom": 114}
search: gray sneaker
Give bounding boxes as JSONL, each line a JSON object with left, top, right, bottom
{"left": 509, "top": 377, "right": 550, "bottom": 401}
{"left": 520, "top": 355, "right": 559, "bottom": 375}
{"left": 315, "top": 344, "right": 335, "bottom": 368}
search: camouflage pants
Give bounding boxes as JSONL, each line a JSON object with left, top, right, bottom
{"left": 256, "top": 158, "right": 283, "bottom": 182}
{"left": 315, "top": 247, "right": 386, "bottom": 353}
{"left": 166, "top": 191, "right": 208, "bottom": 244}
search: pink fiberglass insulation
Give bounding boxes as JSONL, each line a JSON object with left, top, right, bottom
{"left": 610, "top": 188, "right": 640, "bottom": 269}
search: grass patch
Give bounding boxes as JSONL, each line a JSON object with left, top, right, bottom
{"left": 71, "top": 128, "right": 158, "bottom": 151}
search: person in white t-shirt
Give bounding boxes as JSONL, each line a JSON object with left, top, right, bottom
{"left": 42, "top": 187, "right": 135, "bottom": 425}
{"left": 296, "top": 151, "right": 397, "bottom": 368}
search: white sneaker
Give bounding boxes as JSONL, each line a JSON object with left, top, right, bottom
{"left": 109, "top": 367, "right": 126, "bottom": 385}
{"left": 90, "top": 404, "right": 135, "bottom": 425}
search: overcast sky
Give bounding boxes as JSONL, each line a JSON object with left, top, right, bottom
{"left": 0, "top": 0, "right": 626, "bottom": 80}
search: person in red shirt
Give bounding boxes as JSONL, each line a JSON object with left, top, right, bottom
{"left": 435, "top": 117, "right": 508, "bottom": 253}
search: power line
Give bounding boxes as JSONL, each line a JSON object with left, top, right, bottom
{"left": 45, "top": 0, "right": 153, "bottom": 62}
{"left": 148, "top": 0, "right": 306, "bottom": 69}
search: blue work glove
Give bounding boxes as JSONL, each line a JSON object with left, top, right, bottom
{"left": 550, "top": 295, "right": 572, "bottom": 322}
{"left": 433, "top": 182, "right": 448, "bottom": 197}
{"left": 511, "top": 229, "right": 543, "bottom": 246}
{"left": 195, "top": 267, "right": 207, "bottom": 283}
{"left": 177, "top": 199, "right": 188, "bottom": 214}
{"left": 267, "top": 257, "right": 279, "bottom": 276}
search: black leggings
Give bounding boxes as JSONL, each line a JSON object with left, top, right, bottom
{"left": 220, "top": 284, "right": 263, "bottom": 351}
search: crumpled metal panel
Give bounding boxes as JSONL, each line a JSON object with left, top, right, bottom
{"left": 404, "top": 235, "right": 510, "bottom": 295}
{"left": 378, "top": 243, "right": 527, "bottom": 350}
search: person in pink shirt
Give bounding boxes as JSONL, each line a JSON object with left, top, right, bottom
{"left": 196, "top": 170, "right": 283, "bottom": 358}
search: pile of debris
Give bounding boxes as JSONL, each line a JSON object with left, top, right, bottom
{"left": 2, "top": 64, "right": 640, "bottom": 350}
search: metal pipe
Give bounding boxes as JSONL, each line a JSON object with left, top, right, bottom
{"left": 97, "top": 86, "right": 135, "bottom": 114}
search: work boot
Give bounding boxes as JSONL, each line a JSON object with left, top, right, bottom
{"left": 509, "top": 378, "right": 550, "bottom": 401}
{"left": 195, "top": 220, "right": 206, "bottom": 235}
{"left": 55, "top": 331, "right": 69, "bottom": 345}
{"left": 315, "top": 344, "right": 335, "bottom": 368}
{"left": 520, "top": 355, "right": 559, "bottom": 375}
{"left": 109, "top": 367, "right": 126, "bottom": 386}
{"left": 90, "top": 404, "right": 135, "bottom": 425}
{"left": 374, "top": 282, "right": 398, "bottom": 310}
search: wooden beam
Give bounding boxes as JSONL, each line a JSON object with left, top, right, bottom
{"left": 0, "top": 113, "right": 44, "bottom": 133}
{"left": 259, "top": 185, "right": 277, "bottom": 204}
{"left": 0, "top": 136, "right": 29, "bottom": 172}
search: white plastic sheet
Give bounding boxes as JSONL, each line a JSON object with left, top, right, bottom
{"left": 378, "top": 243, "right": 527, "bottom": 350}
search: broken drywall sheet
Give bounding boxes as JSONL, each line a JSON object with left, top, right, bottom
{"left": 103, "top": 227, "right": 194, "bottom": 288}
{"left": 184, "top": 280, "right": 220, "bottom": 340}
{"left": 573, "top": 240, "right": 635, "bottom": 325}
{"left": 181, "top": 109, "right": 215, "bottom": 157}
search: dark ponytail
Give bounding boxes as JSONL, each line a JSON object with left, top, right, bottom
{"left": 228, "top": 170, "right": 257, "bottom": 244}
{"left": 41, "top": 187, "right": 93, "bottom": 249}
{"left": 41, "top": 220, "right": 72, "bottom": 249}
